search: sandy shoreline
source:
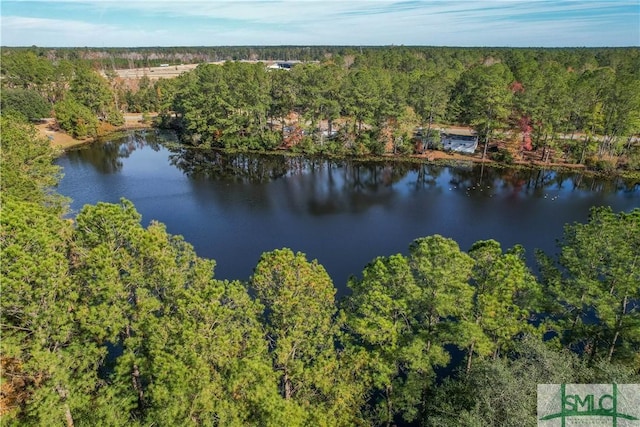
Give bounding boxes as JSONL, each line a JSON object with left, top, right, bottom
{"left": 37, "top": 114, "right": 155, "bottom": 150}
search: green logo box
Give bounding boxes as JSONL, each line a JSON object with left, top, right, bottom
{"left": 538, "top": 384, "right": 640, "bottom": 426}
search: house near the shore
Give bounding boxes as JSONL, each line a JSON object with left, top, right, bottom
{"left": 413, "top": 127, "right": 479, "bottom": 154}
{"left": 441, "top": 129, "right": 478, "bottom": 154}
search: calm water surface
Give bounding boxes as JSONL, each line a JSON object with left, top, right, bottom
{"left": 56, "top": 130, "right": 639, "bottom": 293}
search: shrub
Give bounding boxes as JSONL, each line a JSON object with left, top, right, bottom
{"left": 585, "top": 157, "right": 616, "bottom": 173}
{"left": 54, "top": 98, "right": 98, "bottom": 139}
{"left": 491, "top": 148, "right": 514, "bottom": 164}
{"left": 0, "top": 89, "right": 51, "bottom": 121}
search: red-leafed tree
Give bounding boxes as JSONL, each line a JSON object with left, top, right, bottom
{"left": 518, "top": 115, "right": 533, "bottom": 151}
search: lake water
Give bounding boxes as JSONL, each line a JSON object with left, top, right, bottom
{"left": 56, "top": 130, "right": 639, "bottom": 294}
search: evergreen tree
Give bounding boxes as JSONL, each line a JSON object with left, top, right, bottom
{"left": 538, "top": 207, "right": 640, "bottom": 364}
{"left": 1, "top": 198, "right": 113, "bottom": 426}
{"left": 0, "top": 113, "right": 66, "bottom": 210}
{"left": 344, "top": 235, "right": 475, "bottom": 425}
{"left": 251, "top": 249, "right": 363, "bottom": 425}
{"left": 466, "top": 240, "right": 541, "bottom": 372}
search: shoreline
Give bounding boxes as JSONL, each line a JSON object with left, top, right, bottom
{"left": 41, "top": 119, "right": 637, "bottom": 181}
{"left": 37, "top": 114, "right": 157, "bottom": 150}
{"left": 180, "top": 144, "right": 640, "bottom": 182}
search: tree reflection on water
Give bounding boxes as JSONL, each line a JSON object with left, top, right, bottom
{"left": 67, "top": 130, "right": 639, "bottom": 198}
{"left": 64, "top": 130, "right": 165, "bottom": 174}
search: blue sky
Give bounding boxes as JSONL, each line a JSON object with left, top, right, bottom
{"left": 1, "top": 1, "right": 638, "bottom": 47}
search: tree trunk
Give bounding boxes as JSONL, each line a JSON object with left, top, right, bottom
{"left": 608, "top": 295, "right": 628, "bottom": 362}
{"left": 125, "top": 321, "right": 145, "bottom": 413}
{"left": 540, "top": 133, "right": 548, "bottom": 161}
{"left": 466, "top": 341, "right": 475, "bottom": 375}
{"left": 132, "top": 364, "right": 144, "bottom": 408}
{"left": 579, "top": 137, "right": 589, "bottom": 164}
{"left": 425, "top": 110, "right": 434, "bottom": 152}
{"left": 573, "top": 294, "right": 585, "bottom": 328}
{"left": 482, "top": 133, "right": 489, "bottom": 161}
{"left": 55, "top": 386, "right": 74, "bottom": 427}
{"left": 385, "top": 384, "right": 393, "bottom": 427}
{"left": 64, "top": 404, "right": 74, "bottom": 427}
{"left": 588, "top": 338, "right": 598, "bottom": 363}
{"left": 493, "top": 345, "right": 501, "bottom": 360}
{"left": 283, "top": 371, "right": 292, "bottom": 400}
{"left": 625, "top": 136, "right": 634, "bottom": 154}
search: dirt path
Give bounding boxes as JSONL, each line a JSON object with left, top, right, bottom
{"left": 36, "top": 118, "right": 88, "bottom": 150}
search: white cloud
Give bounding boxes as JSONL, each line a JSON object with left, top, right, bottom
{"left": 1, "top": 15, "right": 113, "bottom": 32}
{"left": 1, "top": 1, "right": 637, "bottom": 46}
{"left": 1, "top": 16, "right": 181, "bottom": 46}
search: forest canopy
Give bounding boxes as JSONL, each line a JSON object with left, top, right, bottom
{"left": 1, "top": 110, "right": 639, "bottom": 426}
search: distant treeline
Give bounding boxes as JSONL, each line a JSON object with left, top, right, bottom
{"left": 2, "top": 46, "right": 639, "bottom": 171}
{"left": 3, "top": 45, "right": 638, "bottom": 69}
{"left": 2, "top": 111, "right": 640, "bottom": 426}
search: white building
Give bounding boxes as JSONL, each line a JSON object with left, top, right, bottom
{"left": 441, "top": 131, "right": 478, "bottom": 154}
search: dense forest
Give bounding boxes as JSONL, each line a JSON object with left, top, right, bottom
{"left": 2, "top": 107, "right": 640, "bottom": 425}
{"left": 3, "top": 45, "right": 639, "bottom": 70}
{"left": 2, "top": 46, "right": 640, "bottom": 424}
{"left": 2, "top": 46, "right": 640, "bottom": 173}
